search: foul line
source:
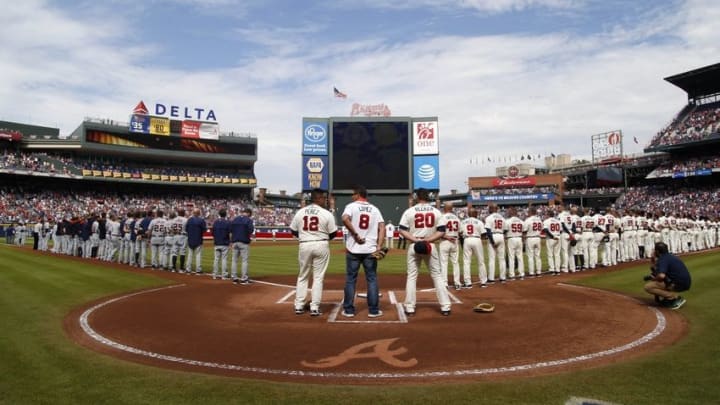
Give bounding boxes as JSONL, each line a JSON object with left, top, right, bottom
{"left": 78, "top": 283, "right": 668, "bottom": 380}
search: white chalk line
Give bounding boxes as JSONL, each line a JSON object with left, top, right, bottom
{"left": 79, "top": 283, "right": 667, "bottom": 380}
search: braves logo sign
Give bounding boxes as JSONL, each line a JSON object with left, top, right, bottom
{"left": 301, "top": 338, "right": 418, "bottom": 369}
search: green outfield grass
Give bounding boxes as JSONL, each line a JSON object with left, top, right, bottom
{"left": 1, "top": 242, "right": 719, "bottom": 405}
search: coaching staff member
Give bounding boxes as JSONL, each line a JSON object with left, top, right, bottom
{"left": 644, "top": 242, "right": 691, "bottom": 310}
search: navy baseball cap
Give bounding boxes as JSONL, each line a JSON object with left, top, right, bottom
{"left": 413, "top": 241, "right": 432, "bottom": 255}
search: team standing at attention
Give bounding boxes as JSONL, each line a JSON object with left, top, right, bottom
{"left": 13, "top": 188, "right": 711, "bottom": 316}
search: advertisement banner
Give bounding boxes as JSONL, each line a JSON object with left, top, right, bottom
{"left": 591, "top": 130, "right": 623, "bottom": 163}
{"left": 181, "top": 121, "right": 201, "bottom": 139}
{"left": 302, "top": 121, "right": 328, "bottom": 155}
{"left": 491, "top": 177, "right": 537, "bottom": 188}
{"left": 199, "top": 122, "right": 219, "bottom": 140}
{"left": 468, "top": 193, "right": 555, "bottom": 203}
{"left": 149, "top": 117, "right": 170, "bottom": 136}
{"left": 413, "top": 155, "right": 440, "bottom": 190}
{"left": 412, "top": 121, "right": 439, "bottom": 155}
{"left": 302, "top": 156, "right": 329, "bottom": 190}
{"left": 129, "top": 114, "right": 150, "bottom": 134}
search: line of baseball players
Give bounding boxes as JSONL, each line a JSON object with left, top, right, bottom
{"left": 437, "top": 202, "right": 720, "bottom": 289}
{"left": 18, "top": 208, "right": 216, "bottom": 275}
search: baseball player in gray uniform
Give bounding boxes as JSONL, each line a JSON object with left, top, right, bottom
{"left": 170, "top": 208, "right": 188, "bottom": 272}
{"left": 148, "top": 210, "right": 168, "bottom": 269}
{"left": 398, "top": 188, "right": 452, "bottom": 316}
{"left": 290, "top": 189, "right": 338, "bottom": 316}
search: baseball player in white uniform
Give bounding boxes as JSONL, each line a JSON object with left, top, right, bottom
{"left": 543, "top": 209, "right": 562, "bottom": 274}
{"left": 290, "top": 189, "right": 338, "bottom": 316}
{"left": 398, "top": 188, "right": 452, "bottom": 316}
{"left": 485, "top": 204, "right": 507, "bottom": 282}
{"left": 605, "top": 209, "right": 620, "bottom": 266}
{"left": 668, "top": 213, "right": 679, "bottom": 254}
{"left": 385, "top": 221, "right": 395, "bottom": 249}
{"left": 460, "top": 207, "right": 486, "bottom": 287}
{"left": 505, "top": 207, "right": 525, "bottom": 279}
{"left": 557, "top": 204, "right": 575, "bottom": 272}
{"left": 438, "top": 202, "right": 462, "bottom": 290}
{"left": 524, "top": 206, "right": 544, "bottom": 276}
{"left": 580, "top": 208, "right": 597, "bottom": 269}
{"left": 621, "top": 210, "right": 638, "bottom": 262}
{"left": 593, "top": 210, "right": 609, "bottom": 267}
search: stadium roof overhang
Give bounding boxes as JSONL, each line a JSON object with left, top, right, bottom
{"left": 664, "top": 62, "right": 720, "bottom": 101}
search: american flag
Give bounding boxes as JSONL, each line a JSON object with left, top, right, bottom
{"left": 333, "top": 87, "right": 347, "bottom": 99}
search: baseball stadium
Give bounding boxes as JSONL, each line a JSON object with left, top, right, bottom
{"left": 2, "top": 61, "right": 720, "bottom": 405}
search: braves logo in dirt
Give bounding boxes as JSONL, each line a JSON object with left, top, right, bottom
{"left": 301, "top": 338, "right": 417, "bottom": 369}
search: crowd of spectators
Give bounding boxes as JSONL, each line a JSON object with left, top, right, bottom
{"left": 649, "top": 103, "right": 720, "bottom": 148}
{"left": 615, "top": 185, "right": 720, "bottom": 218}
{"left": 73, "top": 155, "right": 252, "bottom": 180}
{"left": 475, "top": 186, "right": 557, "bottom": 196}
{"left": 0, "top": 151, "right": 68, "bottom": 174}
{"left": 564, "top": 186, "right": 628, "bottom": 195}
{"left": 1, "top": 150, "right": 254, "bottom": 182}
{"left": 650, "top": 156, "right": 720, "bottom": 176}
{"left": 0, "top": 186, "right": 279, "bottom": 226}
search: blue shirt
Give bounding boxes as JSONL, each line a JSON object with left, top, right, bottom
{"left": 212, "top": 218, "right": 231, "bottom": 246}
{"left": 655, "top": 253, "right": 692, "bottom": 291}
{"left": 230, "top": 215, "right": 254, "bottom": 243}
{"left": 186, "top": 216, "right": 207, "bottom": 248}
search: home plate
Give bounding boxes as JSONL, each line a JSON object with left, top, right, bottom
{"left": 357, "top": 293, "right": 383, "bottom": 298}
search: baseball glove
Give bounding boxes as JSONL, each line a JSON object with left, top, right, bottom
{"left": 473, "top": 303, "right": 495, "bottom": 313}
{"left": 569, "top": 239, "right": 578, "bottom": 247}
{"left": 413, "top": 241, "right": 432, "bottom": 255}
{"left": 371, "top": 247, "right": 389, "bottom": 260}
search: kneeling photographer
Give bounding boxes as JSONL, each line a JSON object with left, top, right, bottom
{"left": 643, "top": 242, "right": 692, "bottom": 310}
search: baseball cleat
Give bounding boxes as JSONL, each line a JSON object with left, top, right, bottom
{"left": 367, "top": 310, "right": 383, "bottom": 318}
{"left": 341, "top": 311, "right": 355, "bottom": 318}
{"left": 310, "top": 309, "right": 322, "bottom": 317}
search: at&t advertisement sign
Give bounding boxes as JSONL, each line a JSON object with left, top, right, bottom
{"left": 302, "top": 121, "right": 328, "bottom": 155}
{"left": 413, "top": 155, "right": 439, "bottom": 190}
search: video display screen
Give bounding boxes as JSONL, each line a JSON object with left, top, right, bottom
{"left": 331, "top": 121, "right": 409, "bottom": 191}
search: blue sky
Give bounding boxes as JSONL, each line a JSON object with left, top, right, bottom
{"left": 1, "top": 0, "right": 718, "bottom": 194}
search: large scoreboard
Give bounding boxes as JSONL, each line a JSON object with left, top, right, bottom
{"left": 301, "top": 116, "right": 440, "bottom": 194}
